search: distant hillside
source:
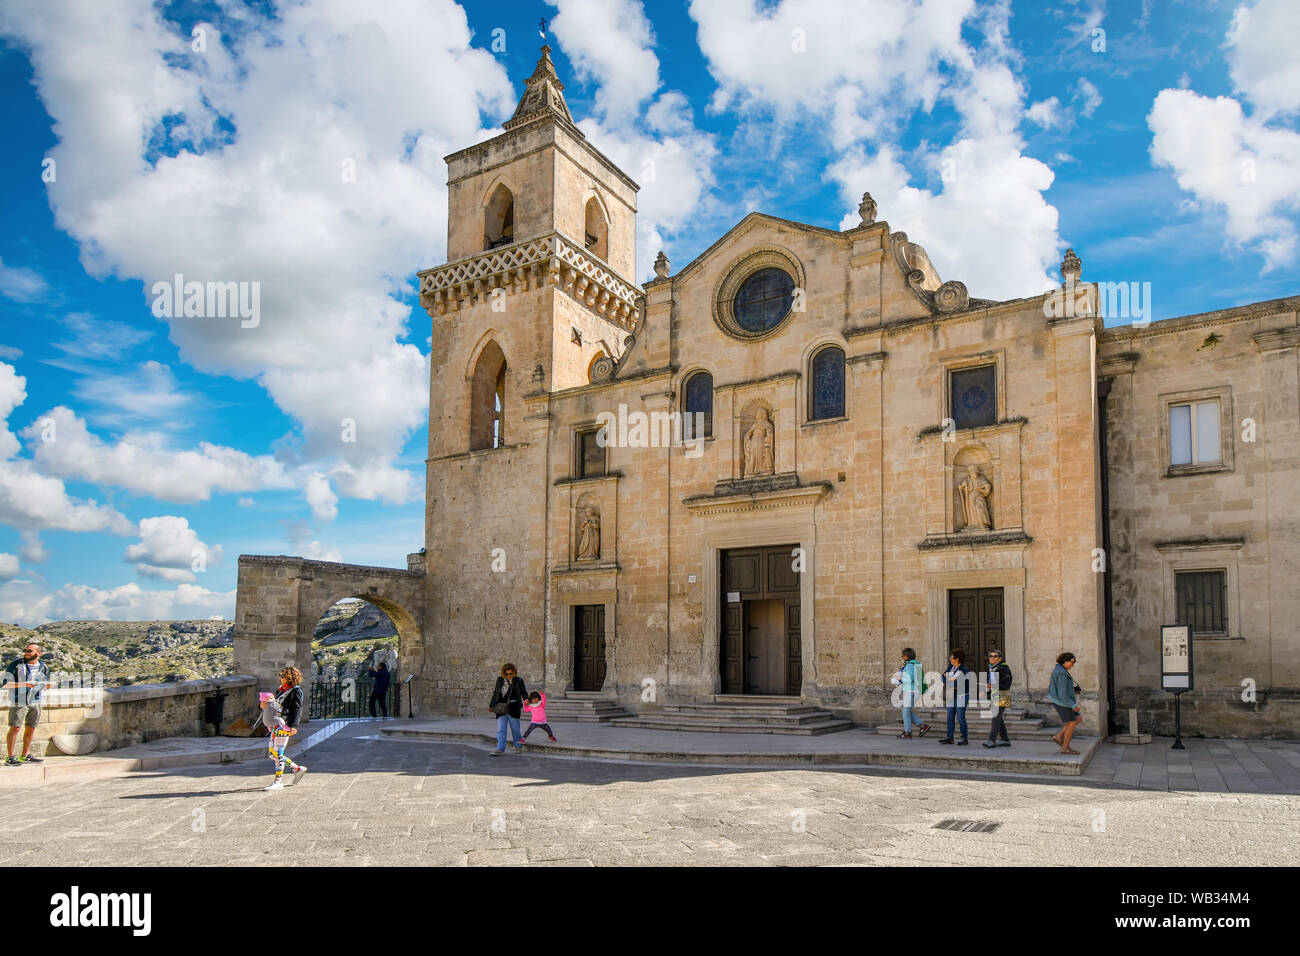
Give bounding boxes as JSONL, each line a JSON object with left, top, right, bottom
{"left": 0, "top": 601, "right": 402, "bottom": 686}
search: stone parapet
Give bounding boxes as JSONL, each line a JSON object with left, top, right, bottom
{"left": 0, "top": 675, "right": 259, "bottom": 756}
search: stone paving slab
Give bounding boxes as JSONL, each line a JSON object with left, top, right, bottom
{"left": 0, "top": 718, "right": 360, "bottom": 788}
{"left": 381, "top": 719, "right": 1101, "bottom": 775}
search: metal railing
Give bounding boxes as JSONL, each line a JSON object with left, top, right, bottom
{"left": 309, "top": 677, "right": 400, "bottom": 720}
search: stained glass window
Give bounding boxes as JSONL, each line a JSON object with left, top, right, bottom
{"left": 950, "top": 365, "right": 996, "bottom": 429}
{"left": 810, "top": 347, "right": 845, "bottom": 420}
{"left": 734, "top": 268, "right": 795, "bottom": 334}
{"left": 683, "top": 371, "right": 713, "bottom": 439}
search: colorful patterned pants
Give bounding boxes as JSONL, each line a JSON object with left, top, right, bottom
{"left": 267, "top": 729, "right": 298, "bottom": 778}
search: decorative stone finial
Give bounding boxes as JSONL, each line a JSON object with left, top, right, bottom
{"left": 858, "top": 192, "right": 877, "bottom": 226}
{"left": 653, "top": 250, "right": 670, "bottom": 278}
{"left": 1061, "top": 248, "right": 1082, "bottom": 284}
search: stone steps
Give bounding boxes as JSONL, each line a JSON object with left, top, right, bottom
{"left": 873, "top": 709, "right": 1058, "bottom": 740}
{"left": 538, "top": 693, "right": 634, "bottom": 723}
{"left": 612, "top": 716, "right": 854, "bottom": 735}
{"left": 611, "top": 696, "right": 853, "bottom": 736}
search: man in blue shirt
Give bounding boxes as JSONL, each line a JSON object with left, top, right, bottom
{"left": 5, "top": 642, "right": 52, "bottom": 765}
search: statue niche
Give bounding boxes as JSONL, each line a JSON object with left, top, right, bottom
{"left": 742, "top": 406, "right": 775, "bottom": 478}
{"left": 575, "top": 503, "right": 601, "bottom": 560}
{"left": 956, "top": 464, "right": 993, "bottom": 533}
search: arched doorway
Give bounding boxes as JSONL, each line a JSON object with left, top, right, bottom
{"left": 309, "top": 595, "right": 421, "bottom": 719}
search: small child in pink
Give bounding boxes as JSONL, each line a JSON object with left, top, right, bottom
{"left": 520, "top": 691, "right": 556, "bottom": 743}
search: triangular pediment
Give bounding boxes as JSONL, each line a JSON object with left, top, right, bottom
{"left": 672, "top": 212, "right": 853, "bottom": 284}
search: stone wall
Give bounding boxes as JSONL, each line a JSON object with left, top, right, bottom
{"left": 1, "top": 675, "right": 258, "bottom": 755}
{"left": 1101, "top": 298, "right": 1300, "bottom": 739}
{"left": 233, "top": 555, "right": 426, "bottom": 713}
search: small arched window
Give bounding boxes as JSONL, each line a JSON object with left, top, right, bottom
{"left": 682, "top": 370, "right": 713, "bottom": 440}
{"left": 470, "top": 340, "right": 507, "bottom": 450}
{"left": 484, "top": 184, "right": 514, "bottom": 250}
{"left": 584, "top": 197, "right": 608, "bottom": 260}
{"left": 809, "top": 346, "right": 845, "bottom": 421}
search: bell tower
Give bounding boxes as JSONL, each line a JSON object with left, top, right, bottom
{"left": 420, "top": 46, "right": 643, "bottom": 461}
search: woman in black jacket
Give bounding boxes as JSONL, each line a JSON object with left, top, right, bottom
{"left": 264, "top": 666, "right": 307, "bottom": 789}
{"left": 489, "top": 663, "right": 527, "bottom": 755}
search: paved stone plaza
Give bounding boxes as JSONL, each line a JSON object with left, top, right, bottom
{"left": 0, "top": 723, "right": 1295, "bottom": 866}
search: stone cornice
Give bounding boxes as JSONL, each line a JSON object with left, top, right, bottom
{"left": 1099, "top": 352, "right": 1139, "bottom": 376}
{"left": 716, "top": 369, "right": 801, "bottom": 391}
{"left": 1254, "top": 327, "right": 1300, "bottom": 352}
{"left": 236, "top": 554, "right": 423, "bottom": 580}
{"left": 426, "top": 442, "right": 531, "bottom": 465}
{"left": 917, "top": 531, "right": 1033, "bottom": 551}
{"left": 847, "top": 350, "right": 887, "bottom": 371}
{"left": 684, "top": 479, "right": 831, "bottom": 517}
{"left": 418, "top": 231, "right": 643, "bottom": 330}
{"left": 916, "top": 416, "right": 1028, "bottom": 442}
{"left": 1154, "top": 536, "right": 1245, "bottom": 552}
{"left": 1099, "top": 296, "right": 1300, "bottom": 345}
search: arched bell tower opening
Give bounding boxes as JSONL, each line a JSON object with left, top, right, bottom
{"left": 584, "top": 196, "right": 608, "bottom": 260}
{"left": 484, "top": 184, "right": 514, "bottom": 250}
{"left": 469, "top": 340, "right": 507, "bottom": 451}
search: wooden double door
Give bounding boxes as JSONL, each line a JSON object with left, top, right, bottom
{"left": 948, "top": 588, "right": 1004, "bottom": 668}
{"left": 573, "top": 604, "right": 606, "bottom": 692}
{"left": 721, "top": 545, "right": 802, "bottom": 695}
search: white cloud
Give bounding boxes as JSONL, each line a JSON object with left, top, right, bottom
{"left": 0, "top": 361, "right": 25, "bottom": 460}
{"left": 304, "top": 472, "right": 339, "bottom": 524}
{"left": 1074, "top": 77, "right": 1102, "bottom": 119}
{"left": 124, "top": 515, "right": 222, "bottom": 584}
{"left": 0, "top": 579, "right": 235, "bottom": 628}
{"left": 1144, "top": 1, "right": 1300, "bottom": 272}
{"left": 23, "top": 405, "right": 295, "bottom": 505}
{"left": 0, "top": 459, "right": 135, "bottom": 537}
{"left": 1148, "top": 88, "right": 1300, "bottom": 271}
{"left": 549, "top": 0, "right": 719, "bottom": 280}
{"left": 70, "top": 360, "right": 189, "bottom": 429}
{"left": 0, "top": 0, "right": 516, "bottom": 513}
{"left": 1027, "top": 97, "right": 1065, "bottom": 129}
{"left": 1226, "top": 0, "right": 1300, "bottom": 118}
{"left": 18, "top": 531, "right": 48, "bottom": 564}
{"left": 548, "top": 0, "right": 660, "bottom": 123}
{"left": 0, "top": 554, "right": 18, "bottom": 581}
{"left": 0, "top": 257, "right": 47, "bottom": 303}
{"left": 687, "top": 0, "right": 1061, "bottom": 298}
{"left": 0, "top": 363, "right": 133, "bottom": 538}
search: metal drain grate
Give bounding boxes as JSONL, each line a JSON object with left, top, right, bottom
{"left": 933, "top": 819, "right": 1002, "bottom": 833}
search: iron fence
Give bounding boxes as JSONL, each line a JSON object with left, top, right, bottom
{"left": 310, "top": 677, "right": 401, "bottom": 720}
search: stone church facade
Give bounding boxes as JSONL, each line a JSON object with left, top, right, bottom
{"left": 235, "top": 49, "right": 1300, "bottom": 739}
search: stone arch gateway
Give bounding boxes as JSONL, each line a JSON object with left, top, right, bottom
{"left": 234, "top": 555, "right": 427, "bottom": 716}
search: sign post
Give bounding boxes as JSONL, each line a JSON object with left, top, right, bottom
{"left": 1160, "top": 624, "right": 1193, "bottom": 750}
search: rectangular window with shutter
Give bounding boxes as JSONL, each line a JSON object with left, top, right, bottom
{"left": 1169, "top": 400, "right": 1220, "bottom": 466}
{"left": 575, "top": 428, "right": 605, "bottom": 478}
{"left": 1174, "top": 570, "right": 1227, "bottom": 635}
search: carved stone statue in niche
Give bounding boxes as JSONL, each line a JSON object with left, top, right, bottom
{"left": 576, "top": 506, "right": 601, "bottom": 560}
{"left": 742, "top": 408, "right": 775, "bottom": 477}
{"left": 957, "top": 465, "right": 993, "bottom": 532}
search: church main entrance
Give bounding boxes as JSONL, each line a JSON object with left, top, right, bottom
{"left": 720, "top": 545, "right": 801, "bottom": 695}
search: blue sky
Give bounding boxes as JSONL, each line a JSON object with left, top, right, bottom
{"left": 0, "top": 0, "right": 1296, "bottom": 625}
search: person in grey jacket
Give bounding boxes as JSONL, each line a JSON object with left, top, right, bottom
{"left": 1047, "top": 652, "right": 1082, "bottom": 754}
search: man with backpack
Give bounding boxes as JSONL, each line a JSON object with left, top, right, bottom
{"left": 5, "top": 642, "right": 52, "bottom": 766}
